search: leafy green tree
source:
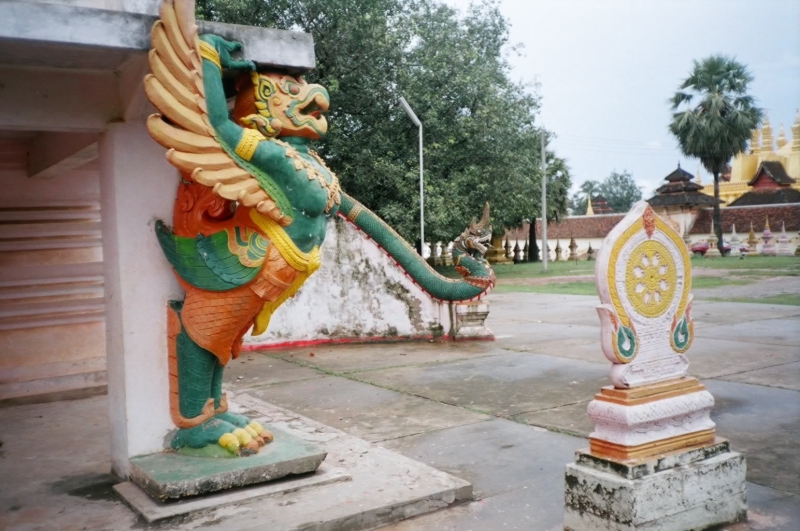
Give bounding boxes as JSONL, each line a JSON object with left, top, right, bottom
{"left": 600, "top": 170, "right": 642, "bottom": 213}
{"left": 669, "top": 55, "right": 763, "bottom": 254}
{"left": 196, "top": 0, "right": 571, "bottom": 243}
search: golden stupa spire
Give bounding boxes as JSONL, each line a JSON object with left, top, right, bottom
{"left": 792, "top": 109, "right": 800, "bottom": 152}
{"left": 761, "top": 113, "right": 774, "bottom": 153}
{"left": 750, "top": 127, "right": 761, "bottom": 154}
{"left": 695, "top": 165, "right": 703, "bottom": 185}
{"left": 777, "top": 124, "right": 788, "bottom": 149}
{"left": 586, "top": 196, "right": 594, "bottom": 216}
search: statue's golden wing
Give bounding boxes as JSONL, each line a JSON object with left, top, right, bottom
{"left": 144, "top": 0, "right": 288, "bottom": 224}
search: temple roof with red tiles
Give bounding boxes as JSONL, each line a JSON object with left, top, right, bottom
{"left": 590, "top": 195, "right": 615, "bottom": 214}
{"left": 663, "top": 166, "right": 695, "bottom": 183}
{"left": 505, "top": 214, "right": 627, "bottom": 241}
{"left": 747, "top": 161, "right": 796, "bottom": 186}
{"left": 729, "top": 188, "right": 800, "bottom": 206}
{"left": 689, "top": 204, "right": 800, "bottom": 234}
{"left": 504, "top": 203, "right": 799, "bottom": 241}
{"left": 647, "top": 165, "right": 720, "bottom": 207}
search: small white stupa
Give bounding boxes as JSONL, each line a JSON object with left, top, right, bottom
{"left": 705, "top": 219, "right": 722, "bottom": 258}
{"left": 761, "top": 217, "right": 776, "bottom": 256}
{"left": 776, "top": 222, "right": 793, "bottom": 256}
{"left": 729, "top": 224, "right": 741, "bottom": 257}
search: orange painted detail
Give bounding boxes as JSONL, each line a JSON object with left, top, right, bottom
{"left": 249, "top": 245, "right": 299, "bottom": 300}
{"left": 173, "top": 179, "right": 240, "bottom": 238}
{"left": 176, "top": 243, "right": 304, "bottom": 365}
{"left": 180, "top": 284, "right": 263, "bottom": 365}
{"left": 167, "top": 304, "right": 216, "bottom": 428}
{"left": 643, "top": 204, "right": 656, "bottom": 238}
{"left": 590, "top": 429, "right": 716, "bottom": 461}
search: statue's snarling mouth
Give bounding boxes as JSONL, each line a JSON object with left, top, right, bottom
{"left": 287, "top": 87, "right": 330, "bottom": 133}
{"left": 470, "top": 231, "right": 492, "bottom": 256}
{"left": 241, "top": 73, "right": 331, "bottom": 139}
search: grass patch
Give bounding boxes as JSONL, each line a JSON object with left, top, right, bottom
{"left": 434, "top": 255, "right": 798, "bottom": 283}
{"left": 436, "top": 260, "right": 595, "bottom": 280}
{"left": 691, "top": 255, "right": 800, "bottom": 271}
{"left": 705, "top": 293, "right": 800, "bottom": 306}
{"left": 692, "top": 277, "right": 751, "bottom": 289}
{"left": 727, "top": 269, "right": 800, "bottom": 277}
{"left": 494, "top": 282, "right": 598, "bottom": 296}
{"left": 494, "top": 276, "right": 751, "bottom": 296}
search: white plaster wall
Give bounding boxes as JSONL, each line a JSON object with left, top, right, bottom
{"left": 0, "top": 139, "right": 106, "bottom": 402}
{"left": 0, "top": 154, "right": 99, "bottom": 207}
{"left": 244, "top": 216, "right": 452, "bottom": 348}
{"left": 99, "top": 122, "right": 182, "bottom": 476}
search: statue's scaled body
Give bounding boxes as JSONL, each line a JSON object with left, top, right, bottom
{"left": 147, "top": 0, "right": 495, "bottom": 457}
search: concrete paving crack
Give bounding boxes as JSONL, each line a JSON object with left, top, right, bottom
{"left": 705, "top": 359, "right": 800, "bottom": 381}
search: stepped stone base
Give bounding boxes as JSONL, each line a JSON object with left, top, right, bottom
{"left": 564, "top": 442, "right": 746, "bottom": 531}
{"left": 453, "top": 301, "right": 493, "bottom": 340}
{"left": 119, "top": 394, "right": 473, "bottom": 528}
{"left": 129, "top": 425, "right": 326, "bottom": 500}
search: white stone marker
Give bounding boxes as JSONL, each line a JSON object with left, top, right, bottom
{"left": 564, "top": 201, "right": 746, "bottom": 531}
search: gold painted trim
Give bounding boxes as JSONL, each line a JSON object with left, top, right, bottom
{"left": 600, "top": 377, "right": 698, "bottom": 400}
{"left": 590, "top": 429, "right": 715, "bottom": 461}
{"left": 234, "top": 128, "right": 264, "bottom": 161}
{"left": 347, "top": 203, "right": 364, "bottom": 223}
{"left": 607, "top": 212, "right": 691, "bottom": 329}
{"left": 199, "top": 40, "right": 221, "bottom": 70}
{"left": 595, "top": 382, "right": 706, "bottom": 406}
{"left": 249, "top": 210, "right": 320, "bottom": 274}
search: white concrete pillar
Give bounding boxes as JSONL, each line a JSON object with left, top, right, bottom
{"left": 99, "top": 122, "right": 182, "bottom": 477}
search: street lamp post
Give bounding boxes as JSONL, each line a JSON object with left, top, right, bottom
{"left": 540, "top": 131, "right": 548, "bottom": 273}
{"left": 399, "top": 97, "right": 424, "bottom": 255}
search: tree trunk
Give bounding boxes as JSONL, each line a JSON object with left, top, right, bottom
{"left": 713, "top": 171, "right": 724, "bottom": 255}
{"left": 529, "top": 219, "right": 540, "bottom": 262}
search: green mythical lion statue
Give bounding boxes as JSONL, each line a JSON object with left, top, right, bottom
{"left": 145, "top": 0, "right": 496, "bottom": 457}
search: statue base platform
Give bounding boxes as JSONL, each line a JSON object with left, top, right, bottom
{"left": 453, "top": 301, "right": 493, "bottom": 340}
{"left": 486, "top": 247, "right": 511, "bottom": 264}
{"left": 116, "top": 395, "right": 472, "bottom": 526}
{"left": 116, "top": 464, "right": 349, "bottom": 522}
{"left": 128, "top": 424, "right": 326, "bottom": 500}
{"left": 564, "top": 439, "right": 746, "bottom": 531}
{"left": 587, "top": 377, "right": 716, "bottom": 458}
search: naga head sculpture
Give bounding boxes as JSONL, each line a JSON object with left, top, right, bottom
{"left": 456, "top": 202, "right": 493, "bottom": 260}
{"left": 233, "top": 72, "right": 330, "bottom": 139}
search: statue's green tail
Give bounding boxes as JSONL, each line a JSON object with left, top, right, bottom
{"left": 338, "top": 193, "right": 494, "bottom": 302}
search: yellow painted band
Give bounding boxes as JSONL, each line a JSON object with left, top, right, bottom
{"left": 199, "top": 41, "right": 221, "bottom": 70}
{"left": 607, "top": 214, "right": 691, "bottom": 329}
{"left": 252, "top": 270, "right": 311, "bottom": 335}
{"left": 249, "top": 210, "right": 321, "bottom": 274}
{"left": 235, "top": 128, "right": 263, "bottom": 161}
{"left": 346, "top": 203, "right": 363, "bottom": 223}
{"left": 657, "top": 215, "right": 691, "bottom": 322}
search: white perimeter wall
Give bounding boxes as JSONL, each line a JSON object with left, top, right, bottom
{"left": 244, "top": 216, "right": 453, "bottom": 348}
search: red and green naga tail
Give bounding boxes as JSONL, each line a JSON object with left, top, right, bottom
{"left": 338, "top": 193, "right": 494, "bottom": 302}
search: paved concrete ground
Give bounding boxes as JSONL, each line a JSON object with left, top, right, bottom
{"left": 1, "top": 292, "right": 798, "bottom": 530}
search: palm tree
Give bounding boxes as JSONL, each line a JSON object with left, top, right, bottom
{"left": 576, "top": 180, "right": 601, "bottom": 214}
{"left": 669, "top": 55, "right": 763, "bottom": 254}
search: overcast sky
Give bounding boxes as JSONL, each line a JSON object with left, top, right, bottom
{"left": 444, "top": 0, "right": 800, "bottom": 198}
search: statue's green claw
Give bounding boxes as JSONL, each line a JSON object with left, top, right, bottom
{"left": 228, "top": 59, "right": 256, "bottom": 71}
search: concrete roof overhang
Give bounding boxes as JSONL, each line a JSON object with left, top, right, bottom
{"left": 0, "top": 1, "right": 316, "bottom": 175}
{"left": 0, "top": 2, "right": 315, "bottom": 72}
